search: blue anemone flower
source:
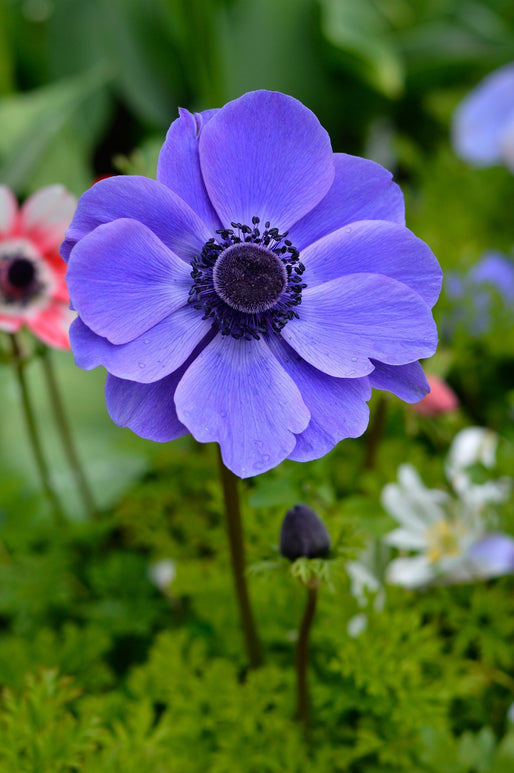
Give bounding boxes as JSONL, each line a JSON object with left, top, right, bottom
{"left": 63, "top": 90, "right": 441, "bottom": 478}
{"left": 452, "top": 63, "right": 514, "bottom": 171}
{"left": 444, "top": 251, "right": 514, "bottom": 337}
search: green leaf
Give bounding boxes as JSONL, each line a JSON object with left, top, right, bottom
{"left": 0, "top": 2, "right": 14, "bottom": 95}
{"left": 0, "top": 66, "right": 110, "bottom": 192}
{"left": 318, "top": 0, "right": 405, "bottom": 98}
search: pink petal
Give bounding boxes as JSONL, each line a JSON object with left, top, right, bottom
{"left": 28, "top": 304, "right": 74, "bottom": 349}
{"left": 0, "top": 313, "right": 23, "bottom": 333}
{"left": 414, "top": 375, "right": 459, "bottom": 416}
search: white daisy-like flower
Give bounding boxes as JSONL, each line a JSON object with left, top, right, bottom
{"left": 383, "top": 427, "right": 513, "bottom": 588}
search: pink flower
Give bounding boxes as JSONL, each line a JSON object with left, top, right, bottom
{"left": 414, "top": 375, "right": 458, "bottom": 416}
{"left": 0, "top": 185, "right": 76, "bottom": 349}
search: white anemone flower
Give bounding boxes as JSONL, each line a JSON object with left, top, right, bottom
{"left": 383, "top": 427, "right": 513, "bottom": 588}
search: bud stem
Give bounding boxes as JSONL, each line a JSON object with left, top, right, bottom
{"left": 296, "top": 581, "right": 319, "bottom": 731}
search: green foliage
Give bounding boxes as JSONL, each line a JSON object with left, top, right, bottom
{"left": 0, "top": 68, "right": 110, "bottom": 194}
{"left": 0, "top": 670, "right": 102, "bottom": 773}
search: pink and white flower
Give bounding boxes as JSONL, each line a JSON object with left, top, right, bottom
{"left": 0, "top": 185, "right": 76, "bottom": 348}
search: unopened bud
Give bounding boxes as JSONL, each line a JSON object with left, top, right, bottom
{"left": 279, "top": 503, "right": 331, "bottom": 561}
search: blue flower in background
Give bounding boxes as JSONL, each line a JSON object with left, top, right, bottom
{"left": 452, "top": 63, "right": 514, "bottom": 171}
{"left": 445, "top": 251, "right": 514, "bottom": 337}
{"left": 63, "top": 90, "right": 441, "bottom": 477}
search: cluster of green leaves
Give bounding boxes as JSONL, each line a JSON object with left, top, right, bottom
{"left": 0, "top": 407, "right": 513, "bottom": 771}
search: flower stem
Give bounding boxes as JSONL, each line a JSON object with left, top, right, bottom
{"left": 9, "top": 334, "right": 67, "bottom": 526}
{"left": 296, "top": 582, "right": 319, "bottom": 732}
{"left": 39, "top": 346, "right": 97, "bottom": 519}
{"left": 363, "top": 395, "right": 387, "bottom": 470}
{"left": 216, "top": 447, "right": 263, "bottom": 669}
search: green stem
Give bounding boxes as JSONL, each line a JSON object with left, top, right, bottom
{"left": 296, "top": 582, "right": 319, "bottom": 732}
{"left": 9, "top": 335, "right": 67, "bottom": 526}
{"left": 39, "top": 346, "right": 97, "bottom": 519}
{"left": 363, "top": 396, "right": 387, "bottom": 470}
{"left": 217, "top": 447, "right": 263, "bottom": 669}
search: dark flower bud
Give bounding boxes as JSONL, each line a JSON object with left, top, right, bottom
{"left": 279, "top": 503, "right": 331, "bottom": 561}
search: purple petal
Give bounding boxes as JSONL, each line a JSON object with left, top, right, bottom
{"left": 300, "top": 220, "right": 442, "bottom": 307}
{"left": 105, "top": 372, "right": 188, "bottom": 443}
{"left": 174, "top": 334, "right": 310, "bottom": 478}
{"left": 66, "top": 219, "right": 191, "bottom": 344}
{"left": 452, "top": 63, "right": 514, "bottom": 167}
{"left": 289, "top": 153, "right": 405, "bottom": 251}
{"left": 198, "top": 90, "right": 334, "bottom": 230}
{"left": 500, "top": 113, "right": 514, "bottom": 170}
{"left": 70, "top": 306, "right": 213, "bottom": 383}
{"left": 281, "top": 274, "right": 438, "bottom": 378}
{"left": 268, "top": 338, "right": 370, "bottom": 462}
{"left": 467, "top": 533, "right": 514, "bottom": 577}
{"left": 157, "top": 108, "right": 221, "bottom": 231}
{"left": 368, "top": 361, "right": 430, "bottom": 403}
{"left": 61, "top": 175, "right": 211, "bottom": 263}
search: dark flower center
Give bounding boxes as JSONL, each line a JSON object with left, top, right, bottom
{"left": 213, "top": 242, "right": 287, "bottom": 314}
{"left": 189, "top": 218, "right": 306, "bottom": 340}
{"left": 0, "top": 252, "right": 41, "bottom": 305}
{"left": 7, "top": 258, "right": 36, "bottom": 289}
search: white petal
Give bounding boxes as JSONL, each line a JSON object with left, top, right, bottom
{"left": 148, "top": 559, "right": 176, "bottom": 591}
{"left": 386, "top": 556, "right": 435, "bottom": 588}
{"left": 346, "top": 560, "right": 380, "bottom": 602}
{"left": 20, "top": 184, "right": 77, "bottom": 252}
{"left": 459, "top": 479, "right": 512, "bottom": 509}
{"left": 446, "top": 426, "right": 499, "bottom": 475}
{"left": 347, "top": 613, "right": 368, "bottom": 638}
{"left": 384, "top": 528, "right": 427, "bottom": 550}
{"left": 382, "top": 463, "right": 450, "bottom": 534}
{"left": 0, "top": 185, "right": 17, "bottom": 234}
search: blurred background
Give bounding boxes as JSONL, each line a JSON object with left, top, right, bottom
{"left": 0, "top": 3, "right": 513, "bottom": 769}
{"left": 1, "top": 0, "right": 513, "bottom": 193}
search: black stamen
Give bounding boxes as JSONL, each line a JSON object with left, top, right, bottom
{"left": 188, "top": 218, "right": 305, "bottom": 340}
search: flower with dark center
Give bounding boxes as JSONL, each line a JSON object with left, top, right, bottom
{"left": 63, "top": 90, "right": 442, "bottom": 477}
{"left": 0, "top": 185, "right": 76, "bottom": 348}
